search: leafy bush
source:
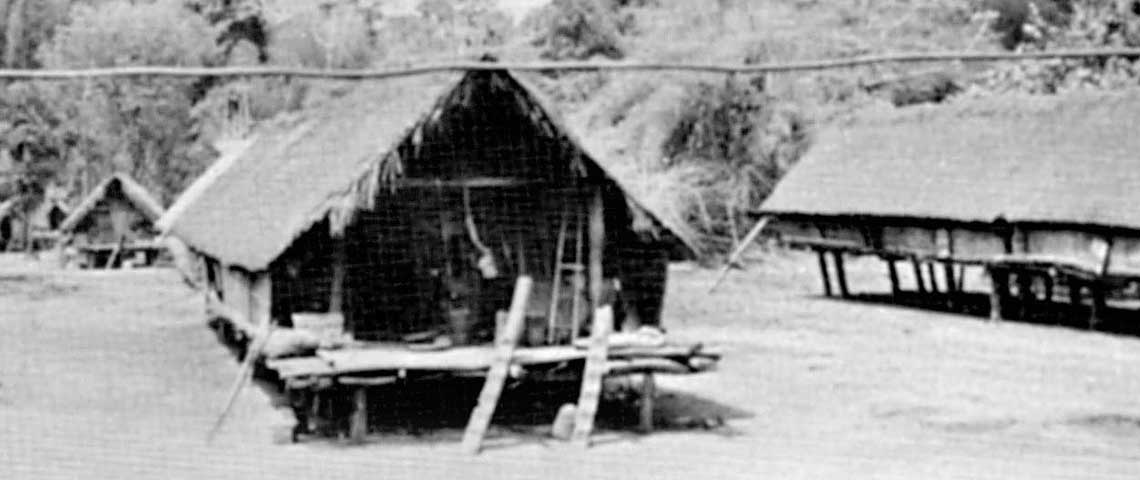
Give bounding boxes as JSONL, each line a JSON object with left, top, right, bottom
{"left": 37, "top": 0, "right": 220, "bottom": 203}
{"left": 525, "top": 0, "right": 626, "bottom": 60}
{"left": 972, "top": 1, "right": 1140, "bottom": 94}
{"left": 663, "top": 79, "right": 810, "bottom": 238}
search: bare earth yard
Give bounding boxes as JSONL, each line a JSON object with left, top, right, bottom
{"left": 2, "top": 250, "right": 1140, "bottom": 479}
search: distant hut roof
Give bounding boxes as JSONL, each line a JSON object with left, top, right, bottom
{"left": 0, "top": 197, "right": 15, "bottom": 219}
{"left": 758, "top": 89, "right": 1140, "bottom": 230}
{"left": 60, "top": 173, "right": 165, "bottom": 233}
{"left": 161, "top": 70, "right": 700, "bottom": 271}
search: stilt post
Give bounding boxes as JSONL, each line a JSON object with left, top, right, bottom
{"left": 886, "top": 258, "right": 901, "bottom": 296}
{"left": 817, "top": 250, "right": 833, "bottom": 297}
{"left": 912, "top": 259, "right": 927, "bottom": 294}
{"left": 987, "top": 266, "right": 1007, "bottom": 322}
{"left": 833, "top": 251, "right": 850, "bottom": 298}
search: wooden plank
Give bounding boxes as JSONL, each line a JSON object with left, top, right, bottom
{"left": 817, "top": 250, "right": 832, "bottom": 297}
{"left": 571, "top": 305, "right": 614, "bottom": 448}
{"left": 461, "top": 276, "right": 533, "bottom": 455}
{"left": 639, "top": 372, "right": 656, "bottom": 433}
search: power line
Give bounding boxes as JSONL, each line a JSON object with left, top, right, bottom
{"left": 0, "top": 48, "right": 1139, "bottom": 80}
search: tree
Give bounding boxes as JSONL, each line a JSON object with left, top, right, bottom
{"left": 0, "top": 0, "right": 70, "bottom": 68}
{"left": 37, "top": 0, "right": 221, "bottom": 202}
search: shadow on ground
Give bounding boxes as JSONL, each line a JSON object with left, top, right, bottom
{"left": 837, "top": 291, "right": 1140, "bottom": 336}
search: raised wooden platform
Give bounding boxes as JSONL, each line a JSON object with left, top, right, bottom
{"left": 267, "top": 342, "right": 719, "bottom": 380}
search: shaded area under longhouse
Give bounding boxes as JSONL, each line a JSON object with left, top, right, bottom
{"left": 755, "top": 90, "right": 1140, "bottom": 332}
{"left": 160, "top": 69, "right": 718, "bottom": 443}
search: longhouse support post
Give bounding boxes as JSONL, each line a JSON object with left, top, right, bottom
{"left": 912, "top": 259, "right": 927, "bottom": 294}
{"left": 817, "top": 250, "right": 833, "bottom": 297}
{"left": 886, "top": 259, "right": 900, "bottom": 296}
{"left": 833, "top": 251, "right": 850, "bottom": 298}
{"left": 987, "top": 266, "right": 1007, "bottom": 322}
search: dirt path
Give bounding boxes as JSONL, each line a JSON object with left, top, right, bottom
{"left": 2, "top": 251, "right": 1139, "bottom": 479}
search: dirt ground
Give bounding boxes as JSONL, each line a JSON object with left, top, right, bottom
{"left": 2, "top": 249, "right": 1140, "bottom": 479}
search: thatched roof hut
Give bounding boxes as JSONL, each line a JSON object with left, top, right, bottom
{"left": 163, "top": 69, "right": 700, "bottom": 343}
{"left": 755, "top": 89, "right": 1140, "bottom": 327}
{"left": 61, "top": 173, "right": 164, "bottom": 235}
{"left": 60, "top": 173, "right": 166, "bottom": 267}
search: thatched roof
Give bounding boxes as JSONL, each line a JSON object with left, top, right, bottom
{"left": 759, "top": 89, "right": 1140, "bottom": 230}
{"left": 161, "top": 69, "right": 699, "bottom": 272}
{"left": 0, "top": 197, "right": 16, "bottom": 221}
{"left": 59, "top": 173, "right": 165, "bottom": 233}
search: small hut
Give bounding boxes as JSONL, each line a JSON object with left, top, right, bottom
{"left": 754, "top": 89, "right": 1140, "bottom": 330}
{"left": 0, "top": 196, "right": 68, "bottom": 252}
{"left": 60, "top": 173, "right": 166, "bottom": 268}
{"left": 161, "top": 69, "right": 718, "bottom": 441}
{"left": 0, "top": 198, "right": 18, "bottom": 251}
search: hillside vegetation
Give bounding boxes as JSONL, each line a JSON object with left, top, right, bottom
{"left": 2, "top": 0, "right": 1140, "bottom": 253}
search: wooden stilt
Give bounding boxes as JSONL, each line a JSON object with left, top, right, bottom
{"left": 886, "top": 259, "right": 900, "bottom": 296}
{"left": 1089, "top": 283, "right": 1106, "bottom": 330}
{"left": 926, "top": 262, "right": 940, "bottom": 294}
{"left": 1069, "top": 278, "right": 1083, "bottom": 321}
{"left": 1043, "top": 275, "right": 1054, "bottom": 303}
{"left": 988, "top": 267, "right": 1007, "bottom": 322}
{"left": 639, "top": 372, "right": 656, "bottom": 434}
{"left": 349, "top": 387, "right": 368, "bottom": 444}
{"left": 912, "top": 259, "right": 927, "bottom": 294}
{"left": 943, "top": 262, "right": 957, "bottom": 293}
{"left": 1017, "top": 272, "right": 1033, "bottom": 320}
{"left": 956, "top": 265, "right": 966, "bottom": 292}
{"left": 817, "top": 250, "right": 833, "bottom": 297}
{"left": 833, "top": 251, "right": 850, "bottom": 298}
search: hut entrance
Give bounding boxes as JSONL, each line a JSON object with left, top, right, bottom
{"left": 340, "top": 180, "right": 591, "bottom": 344}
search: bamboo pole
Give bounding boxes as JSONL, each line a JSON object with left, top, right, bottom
{"left": 588, "top": 187, "right": 605, "bottom": 316}
{"left": 708, "top": 216, "right": 770, "bottom": 293}
{"left": 3, "top": 48, "right": 1140, "bottom": 80}
{"left": 547, "top": 209, "right": 569, "bottom": 345}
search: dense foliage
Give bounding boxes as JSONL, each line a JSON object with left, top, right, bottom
{"left": 3, "top": 0, "right": 1140, "bottom": 252}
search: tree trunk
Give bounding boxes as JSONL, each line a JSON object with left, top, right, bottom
{"left": 5, "top": 0, "right": 27, "bottom": 69}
